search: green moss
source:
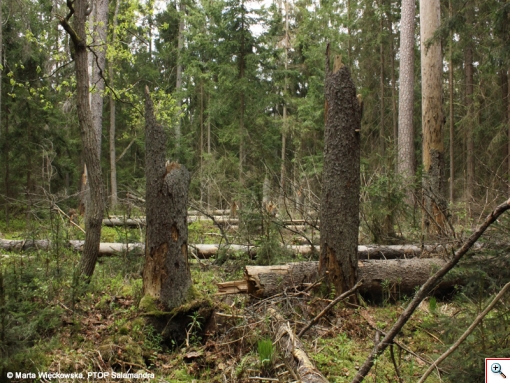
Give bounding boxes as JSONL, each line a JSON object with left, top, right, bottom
{"left": 139, "top": 295, "right": 158, "bottom": 312}
{"left": 121, "top": 336, "right": 144, "bottom": 359}
{"left": 168, "top": 286, "right": 213, "bottom": 318}
{"left": 139, "top": 295, "right": 174, "bottom": 317}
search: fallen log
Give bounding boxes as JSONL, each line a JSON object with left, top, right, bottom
{"left": 190, "top": 244, "right": 257, "bottom": 257}
{"left": 268, "top": 307, "right": 330, "bottom": 383}
{"left": 0, "top": 239, "right": 52, "bottom": 251}
{"left": 218, "top": 258, "right": 465, "bottom": 298}
{"left": 103, "top": 218, "right": 146, "bottom": 227}
{"left": 0, "top": 239, "right": 483, "bottom": 261}
{"left": 101, "top": 216, "right": 318, "bottom": 228}
{"left": 102, "top": 216, "right": 240, "bottom": 227}
{"left": 68, "top": 241, "right": 145, "bottom": 255}
{"left": 188, "top": 209, "right": 231, "bottom": 216}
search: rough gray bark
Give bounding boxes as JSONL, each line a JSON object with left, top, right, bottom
{"left": 320, "top": 44, "right": 362, "bottom": 296}
{"left": 143, "top": 87, "right": 192, "bottom": 310}
{"left": 59, "top": 0, "right": 106, "bottom": 279}
{"left": 420, "top": 0, "right": 447, "bottom": 237}
{"left": 397, "top": 0, "right": 416, "bottom": 193}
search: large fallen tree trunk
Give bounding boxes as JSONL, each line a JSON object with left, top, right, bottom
{"left": 190, "top": 243, "right": 455, "bottom": 259}
{"left": 0, "top": 239, "right": 146, "bottom": 255}
{"left": 103, "top": 218, "right": 146, "bottom": 227}
{"left": 218, "top": 258, "right": 466, "bottom": 298}
{"left": 101, "top": 216, "right": 319, "bottom": 228}
{"left": 102, "top": 216, "right": 240, "bottom": 227}
{"left": 268, "top": 307, "right": 330, "bottom": 383}
{"left": 0, "top": 239, "right": 488, "bottom": 260}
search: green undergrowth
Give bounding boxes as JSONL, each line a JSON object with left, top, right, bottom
{"left": 0, "top": 226, "right": 509, "bottom": 382}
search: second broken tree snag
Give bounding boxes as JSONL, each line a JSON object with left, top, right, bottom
{"left": 320, "top": 44, "right": 363, "bottom": 296}
{"left": 142, "top": 86, "right": 192, "bottom": 310}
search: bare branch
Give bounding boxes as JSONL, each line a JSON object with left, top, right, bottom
{"left": 350, "top": 197, "right": 510, "bottom": 383}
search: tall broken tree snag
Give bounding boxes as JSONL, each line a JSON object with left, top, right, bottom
{"left": 143, "top": 87, "right": 192, "bottom": 310}
{"left": 319, "top": 44, "right": 362, "bottom": 296}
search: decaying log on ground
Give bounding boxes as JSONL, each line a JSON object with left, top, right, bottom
{"left": 101, "top": 216, "right": 319, "bottom": 228}
{"left": 69, "top": 240, "right": 145, "bottom": 255}
{"left": 190, "top": 244, "right": 257, "bottom": 257}
{"left": 188, "top": 216, "right": 239, "bottom": 225}
{"left": 218, "top": 258, "right": 466, "bottom": 298}
{"left": 188, "top": 209, "right": 231, "bottom": 216}
{"left": 189, "top": 243, "right": 454, "bottom": 260}
{"left": 268, "top": 307, "right": 330, "bottom": 383}
{"left": 0, "top": 238, "right": 484, "bottom": 261}
{"left": 103, "top": 218, "right": 146, "bottom": 227}
{"left": 0, "top": 239, "right": 52, "bottom": 251}
{"left": 102, "top": 216, "right": 240, "bottom": 227}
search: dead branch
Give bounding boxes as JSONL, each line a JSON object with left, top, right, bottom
{"left": 298, "top": 280, "right": 363, "bottom": 337}
{"left": 418, "top": 281, "right": 510, "bottom": 383}
{"left": 268, "top": 307, "right": 330, "bottom": 383}
{"left": 350, "top": 197, "right": 510, "bottom": 383}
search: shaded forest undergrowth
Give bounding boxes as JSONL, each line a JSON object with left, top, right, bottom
{"left": 1, "top": 216, "right": 510, "bottom": 383}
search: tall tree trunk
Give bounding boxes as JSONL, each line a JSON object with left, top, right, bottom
{"left": 0, "top": 0, "right": 2, "bottom": 144}
{"left": 464, "top": 5, "right": 475, "bottom": 201}
{"left": 91, "top": 0, "right": 108, "bottom": 150}
{"left": 500, "top": 69, "right": 508, "bottom": 190}
{"left": 200, "top": 81, "right": 204, "bottom": 206}
{"left": 238, "top": 1, "right": 246, "bottom": 186}
{"left": 420, "top": 0, "right": 447, "bottom": 236}
{"left": 347, "top": 0, "right": 352, "bottom": 62}
{"left": 109, "top": 0, "right": 120, "bottom": 208}
{"left": 508, "top": 66, "right": 510, "bottom": 196}
{"left": 59, "top": 0, "right": 106, "bottom": 279}
{"left": 143, "top": 87, "right": 192, "bottom": 310}
{"left": 397, "top": 0, "right": 416, "bottom": 198}
{"left": 386, "top": 8, "right": 397, "bottom": 156}
{"left": 207, "top": 93, "right": 211, "bottom": 208}
{"left": 0, "top": 0, "right": 4, "bottom": 225}
{"left": 379, "top": 0, "right": 385, "bottom": 155}
{"left": 449, "top": 0, "right": 454, "bottom": 203}
{"left": 175, "top": 1, "right": 185, "bottom": 146}
{"left": 3, "top": 110, "right": 8, "bottom": 227}
{"left": 280, "top": 0, "right": 289, "bottom": 205}
{"left": 320, "top": 46, "right": 362, "bottom": 297}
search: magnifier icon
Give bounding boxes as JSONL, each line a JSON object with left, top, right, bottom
{"left": 491, "top": 363, "right": 507, "bottom": 378}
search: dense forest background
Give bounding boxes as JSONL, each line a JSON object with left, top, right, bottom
{"left": 1, "top": 0, "right": 509, "bottom": 236}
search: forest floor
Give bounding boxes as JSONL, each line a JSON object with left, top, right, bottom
{"left": 1, "top": 218, "right": 509, "bottom": 383}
